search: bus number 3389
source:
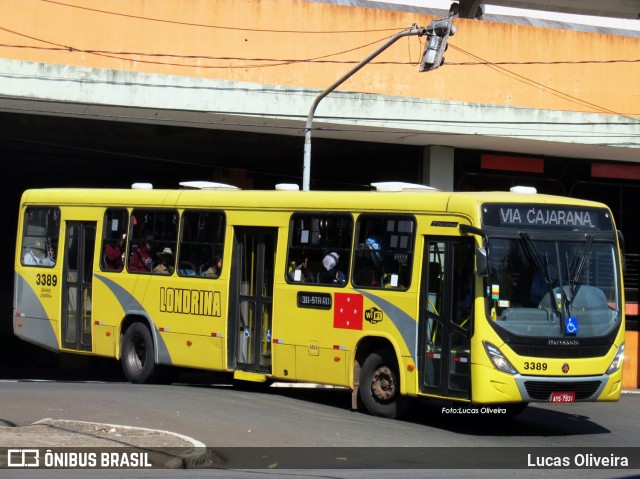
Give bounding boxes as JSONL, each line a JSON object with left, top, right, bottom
{"left": 523, "top": 361, "right": 548, "bottom": 371}
{"left": 35, "top": 274, "right": 57, "bottom": 287}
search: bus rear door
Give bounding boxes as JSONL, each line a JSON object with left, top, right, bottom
{"left": 228, "top": 227, "right": 277, "bottom": 374}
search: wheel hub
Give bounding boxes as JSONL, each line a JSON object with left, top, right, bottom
{"left": 371, "top": 366, "right": 395, "bottom": 401}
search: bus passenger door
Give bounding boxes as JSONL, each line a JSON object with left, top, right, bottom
{"left": 61, "top": 221, "right": 96, "bottom": 351}
{"left": 419, "top": 238, "right": 474, "bottom": 399}
{"left": 228, "top": 227, "right": 277, "bottom": 374}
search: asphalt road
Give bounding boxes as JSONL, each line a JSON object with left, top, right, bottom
{"left": 1, "top": 342, "right": 639, "bottom": 478}
{"left": 1, "top": 373, "right": 639, "bottom": 448}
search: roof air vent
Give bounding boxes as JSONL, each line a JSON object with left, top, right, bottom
{"left": 371, "top": 181, "right": 437, "bottom": 192}
{"left": 510, "top": 186, "right": 537, "bottom": 194}
{"left": 275, "top": 183, "right": 300, "bottom": 191}
{"left": 179, "top": 181, "right": 239, "bottom": 190}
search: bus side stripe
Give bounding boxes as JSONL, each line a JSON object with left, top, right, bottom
{"left": 13, "top": 272, "right": 59, "bottom": 352}
{"left": 94, "top": 274, "right": 172, "bottom": 365}
{"left": 356, "top": 290, "right": 416, "bottom": 363}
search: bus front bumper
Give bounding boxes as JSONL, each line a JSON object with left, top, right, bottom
{"left": 472, "top": 365, "right": 622, "bottom": 403}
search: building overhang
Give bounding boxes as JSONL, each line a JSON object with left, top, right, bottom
{"left": 480, "top": 0, "right": 640, "bottom": 20}
{"left": 0, "top": 59, "right": 638, "bottom": 163}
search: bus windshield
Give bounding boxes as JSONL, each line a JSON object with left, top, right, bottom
{"left": 485, "top": 237, "right": 621, "bottom": 338}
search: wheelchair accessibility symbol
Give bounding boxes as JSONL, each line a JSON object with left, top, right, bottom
{"left": 565, "top": 317, "right": 578, "bottom": 335}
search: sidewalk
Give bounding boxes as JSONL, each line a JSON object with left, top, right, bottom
{"left": 0, "top": 418, "right": 208, "bottom": 469}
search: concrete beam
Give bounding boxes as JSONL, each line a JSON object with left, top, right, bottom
{"left": 0, "top": 59, "right": 638, "bottom": 164}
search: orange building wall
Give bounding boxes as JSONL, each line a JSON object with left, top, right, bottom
{"left": 0, "top": 0, "right": 639, "bottom": 116}
{"left": 623, "top": 331, "right": 638, "bottom": 389}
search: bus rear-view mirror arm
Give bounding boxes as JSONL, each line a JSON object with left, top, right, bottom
{"left": 617, "top": 230, "right": 625, "bottom": 276}
{"left": 459, "top": 224, "right": 491, "bottom": 277}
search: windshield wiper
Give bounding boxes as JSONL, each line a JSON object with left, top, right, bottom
{"left": 519, "top": 232, "right": 562, "bottom": 318}
{"left": 567, "top": 234, "right": 593, "bottom": 303}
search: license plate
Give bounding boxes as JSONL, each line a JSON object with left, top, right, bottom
{"left": 550, "top": 392, "right": 575, "bottom": 403}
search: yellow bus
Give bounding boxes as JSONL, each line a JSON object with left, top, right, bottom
{"left": 13, "top": 182, "right": 625, "bottom": 418}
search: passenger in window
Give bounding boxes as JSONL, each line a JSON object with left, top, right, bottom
{"left": 203, "top": 256, "right": 222, "bottom": 278}
{"left": 179, "top": 262, "right": 197, "bottom": 276}
{"left": 154, "top": 247, "right": 175, "bottom": 275}
{"left": 105, "top": 232, "right": 126, "bottom": 271}
{"left": 291, "top": 257, "right": 314, "bottom": 282}
{"left": 23, "top": 240, "right": 54, "bottom": 266}
{"left": 365, "top": 225, "right": 386, "bottom": 271}
{"left": 129, "top": 237, "right": 153, "bottom": 272}
{"left": 318, "top": 252, "right": 346, "bottom": 284}
{"left": 42, "top": 242, "right": 56, "bottom": 266}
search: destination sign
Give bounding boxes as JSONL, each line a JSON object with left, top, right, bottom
{"left": 482, "top": 204, "right": 613, "bottom": 231}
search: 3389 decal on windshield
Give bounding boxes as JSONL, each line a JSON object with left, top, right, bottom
{"left": 35, "top": 273, "right": 57, "bottom": 287}
{"left": 523, "top": 361, "right": 548, "bottom": 371}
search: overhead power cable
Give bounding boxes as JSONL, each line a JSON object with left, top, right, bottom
{"left": 1, "top": 36, "right": 639, "bottom": 69}
{"left": 0, "top": 104, "right": 635, "bottom": 143}
{"left": 0, "top": 25, "right": 397, "bottom": 69}
{"left": 450, "top": 44, "right": 640, "bottom": 123}
{"left": 1, "top": 21, "right": 638, "bottom": 121}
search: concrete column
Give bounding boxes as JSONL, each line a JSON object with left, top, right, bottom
{"left": 421, "top": 145, "right": 454, "bottom": 191}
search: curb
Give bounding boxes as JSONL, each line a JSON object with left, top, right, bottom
{"left": 0, "top": 418, "right": 207, "bottom": 469}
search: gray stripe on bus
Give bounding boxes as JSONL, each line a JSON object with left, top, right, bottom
{"left": 14, "top": 273, "right": 59, "bottom": 352}
{"left": 94, "top": 274, "right": 172, "bottom": 365}
{"left": 356, "top": 289, "right": 417, "bottom": 364}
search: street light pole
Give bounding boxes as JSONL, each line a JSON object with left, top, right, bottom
{"left": 302, "top": 24, "right": 427, "bottom": 192}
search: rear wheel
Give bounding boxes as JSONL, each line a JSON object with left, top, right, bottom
{"left": 359, "top": 348, "right": 408, "bottom": 418}
{"left": 121, "top": 322, "right": 157, "bottom": 384}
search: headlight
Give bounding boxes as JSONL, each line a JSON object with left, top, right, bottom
{"left": 606, "top": 343, "right": 625, "bottom": 374}
{"left": 483, "top": 341, "right": 517, "bottom": 375}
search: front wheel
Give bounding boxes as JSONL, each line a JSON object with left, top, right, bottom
{"left": 359, "top": 348, "right": 409, "bottom": 419}
{"left": 121, "top": 322, "right": 157, "bottom": 384}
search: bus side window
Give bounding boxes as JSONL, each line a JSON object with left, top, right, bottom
{"left": 21, "top": 207, "right": 60, "bottom": 268}
{"left": 178, "top": 210, "right": 226, "bottom": 278}
{"left": 128, "top": 208, "right": 179, "bottom": 274}
{"left": 100, "top": 208, "right": 128, "bottom": 272}
{"left": 353, "top": 215, "right": 415, "bottom": 290}
{"left": 286, "top": 213, "right": 353, "bottom": 286}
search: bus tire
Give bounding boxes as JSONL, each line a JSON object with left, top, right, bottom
{"left": 359, "top": 348, "right": 408, "bottom": 419}
{"left": 121, "top": 322, "right": 157, "bottom": 384}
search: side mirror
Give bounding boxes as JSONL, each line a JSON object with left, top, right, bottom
{"left": 476, "top": 247, "right": 490, "bottom": 277}
{"left": 460, "top": 224, "right": 491, "bottom": 276}
{"left": 617, "top": 230, "right": 625, "bottom": 275}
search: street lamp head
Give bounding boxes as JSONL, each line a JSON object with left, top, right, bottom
{"left": 419, "top": 16, "right": 455, "bottom": 72}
